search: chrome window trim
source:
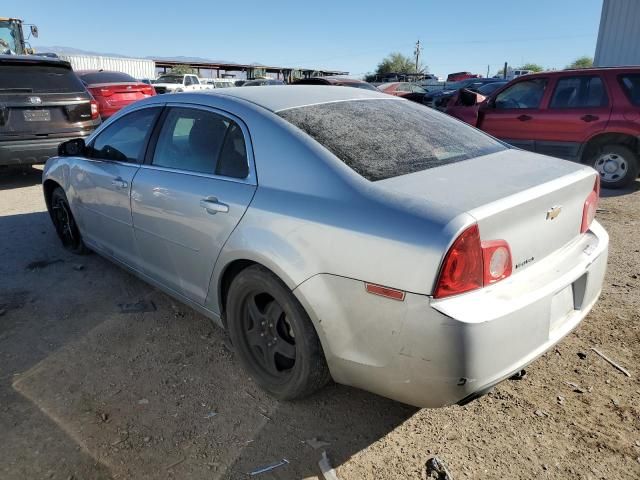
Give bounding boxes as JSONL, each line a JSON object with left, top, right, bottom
{"left": 148, "top": 102, "right": 257, "bottom": 185}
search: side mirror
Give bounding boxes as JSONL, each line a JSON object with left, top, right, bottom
{"left": 58, "top": 138, "right": 86, "bottom": 157}
{"left": 30, "top": 25, "right": 39, "bottom": 38}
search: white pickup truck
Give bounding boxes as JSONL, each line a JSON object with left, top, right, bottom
{"left": 153, "top": 74, "right": 206, "bottom": 94}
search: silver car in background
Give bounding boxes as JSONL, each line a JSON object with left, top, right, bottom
{"left": 42, "top": 86, "right": 608, "bottom": 407}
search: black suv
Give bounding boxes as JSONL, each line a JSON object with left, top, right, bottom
{"left": 0, "top": 55, "right": 100, "bottom": 166}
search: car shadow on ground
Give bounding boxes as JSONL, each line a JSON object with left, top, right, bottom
{"left": 0, "top": 166, "right": 43, "bottom": 191}
{"left": 600, "top": 178, "right": 640, "bottom": 198}
{"left": 1, "top": 210, "right": 417, "bottom": 479}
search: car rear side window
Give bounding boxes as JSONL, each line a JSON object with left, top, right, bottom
{"left": 494, "top": 78, "right": 548, "bottom": 109}
{"left": 619, "top": 74, "right": 640, "bottom": 106}
{"left": 89, "top": 108, "right": 160, "bottom": 163}
{"left": 278, "top": 99, "right": 506, "bottom": 181}
{"left": 0, "top": 64, "right": 85, "bottom": 94}
{"left": 152, "top": 107, "right": 249, "bottom": 178}
{"left": 79, "top": 71, "right": 137, "bottom": 84}
{"left": 550, "top": 76, "right": 608, "bottom": 108}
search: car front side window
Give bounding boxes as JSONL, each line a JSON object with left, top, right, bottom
{"left": 88, "top": 108, "right": 160, "bottom": 163}
{"left": 494, "top": 78, "right": 548, "bottom": 109}
{"left": 152, "top": 107, "right": 249, "bottom": 178}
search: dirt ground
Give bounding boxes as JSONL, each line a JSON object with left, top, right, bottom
{"left": 1, "top": 167, "right": 638, "bottom": 480}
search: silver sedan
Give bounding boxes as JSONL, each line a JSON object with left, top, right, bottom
{"left": 43, "top": 86, "right": 608, "bottom": 407}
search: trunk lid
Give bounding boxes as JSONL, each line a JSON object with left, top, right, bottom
{"left": 376, "top": 149, "right": 597, "bottom": 278}
{"left": 0, "top": 92, "right": 94, "bottom": 138}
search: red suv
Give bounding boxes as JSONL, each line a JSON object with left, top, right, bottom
{"left": 446, "top": 67, "right": 640, "bottom": 188}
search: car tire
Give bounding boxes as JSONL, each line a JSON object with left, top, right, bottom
{"left": 226, "top": 265, "right": 331, "bottom": 400}
{"left": 50, "top": 187, "right": 90, "bottom": 255}
{"left": 587, "top": 144, "right": 639, "bottom": 189}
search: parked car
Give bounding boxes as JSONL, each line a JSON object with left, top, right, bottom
{"left": 423, "top": 78, "right": 502, "bottom": 110}
{"left": 377, "top": 82, "right": 428, "bottom": 103}
{"left": 292, "top": 76, "right": 378, "bottom": 91}
{"left": 243, "top": 79, "right": 285, "bottom": 86}
{"left": 201, "top": 78, "right": 236, "bottom": 89}
{"left": 77, "top": 70, "right": 156, "bottom": 119}
{"left": 0, "top": 55, "right": 100, "bottom": 167}
{"left": 446, "top": 67, "right": 640, "bottom": 188}
{"left": 43, "top": 86, "right": 607, "bottom": 408}
{"left": 153, "top": 73, "right": 205, "bottom": 94}
{"left": 447, "top": 71, "right": 481, "bottom": 82}
{"left": 495, "top": 69, "right": 535, "bottom": 81}
{"left": 235, "top": 80, "right": 247, "bottom": 87}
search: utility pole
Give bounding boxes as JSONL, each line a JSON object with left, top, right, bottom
{"left": 414, "top": 39, "right": 422, "bottom": 73}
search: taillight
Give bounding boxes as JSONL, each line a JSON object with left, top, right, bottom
{"left": 434, "top": 224, "right": 512, "bottom": 299}
{"left": 580, "top": 175, "right": 600, "bottom": 234}
{"left": 98, "top": 87, "right": 114, "bottom": 97}
{"left": 141, "top": 85, "right": 155, "bottom": 96}
{"left": 90, "top": 98, "right": 100, "bottom": 120}
{"left": 481, "top": 240, "right": 512, "bottom": 285}
{"left": 434, "top": 224, "right": 483, "bottom": 298}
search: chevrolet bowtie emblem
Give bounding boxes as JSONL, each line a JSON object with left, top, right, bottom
{"left": 546, "top": 206, "right": 562, "bottom": 220}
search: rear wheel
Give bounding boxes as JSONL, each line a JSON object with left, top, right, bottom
{"left": 588, "top": 144, "right": 639, "bottom": 189}
{"left": 226, "top": 265, "right": 330, "bottom": 400}
{"left": 50, "top": 187, "right": 89, "bottom": 254}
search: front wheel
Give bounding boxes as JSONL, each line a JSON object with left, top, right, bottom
{"left": 226, "top": 265, "right": 330, "bottom": 400}
{"left": 50, "top": 187, "right": 89, "bottom": 254}
{"left": 588, "top": 144, "right": 639, "bottom": 189}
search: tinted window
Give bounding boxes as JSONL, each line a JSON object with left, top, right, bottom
{"left": 153, "top": 107, "right": 248, "bottom": 178}
{"left": 619, "top": 74, "right": 640, "bottom": 106}
{"left": 278, "top": 99, "right": 505, "bottom": 181}
{"left": 550, "top": 76, "right": 607, "bottom": 108}
{"left": 396, "top": 83, "right": 411, "bottom": 92}
{"left": 89, "top": 108, "right": 160, "bottom": 162}
{"left": 495, "top": 78, "right": 547, "bottom": 109}
{"left": 477, "top": 82, "right": 506, "bottom": 95}
{"left": 78, "top": 71, "right": 136, "bottom": 84}
{"left": 156, "top": 75, "right": 183, "bottom": 84}
{"left": 0, "top": 64, "right": 85, "bottom": 94}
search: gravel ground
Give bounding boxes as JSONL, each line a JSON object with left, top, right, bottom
{"left": 0, "top": 167, "right": 638, "bottom": 480}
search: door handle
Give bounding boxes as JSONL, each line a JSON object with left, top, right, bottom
{"left": 111, "top": 177, "right": 128, "bottom": 189}
{"left": 581, "top": 114, "right": 599, "bottom": 122}
{"left": 517, "top": 114, "right": 533, "bottom": 121}
{"left": 200, "top": 197, "right": 229, "bottom": 214}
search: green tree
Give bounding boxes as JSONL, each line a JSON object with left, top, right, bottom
{"left": 169, "top": 64, "right": 197, "bottom": 75}
{"left": 567, "top": 56, "right": 593, "bottom": 69}
{"left": 519, "top": 63, "right": 544, "bottom": 73}
{"left": 376, "top": 52, "right": 423, "bottom": 75}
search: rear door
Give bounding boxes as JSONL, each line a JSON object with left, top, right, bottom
{"left": 131, "top": 104, "right": 257, "bottom": 304}
{"left": 0, "top": 61, "right": 94, "bottom": 140}
{"left": 73, "top": 106, "right": 162, "bottom": 267}
{"left": 478, "top": 77, "right": 549, "bottom": 151}
{"left": 533, "top": 74, "right": 612, "bottom": 160}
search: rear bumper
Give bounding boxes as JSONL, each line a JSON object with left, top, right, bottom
{"left": 295, "top": 221, "right": 608, "bottom": 408}
{"left": 0, "top": 133, "right": 92, "bottom": 166}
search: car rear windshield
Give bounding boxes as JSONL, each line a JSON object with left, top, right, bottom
{"left": 0, "top": 64, "right": 85, "bottom": 94}
{"left": 618, "top": 74, "right": 640, "bottom": 106}
{"left": 278, "top": 99, "right": 506, "bottom": 181}
{"left": 79, "top": 71, "right": 136, "bottom": 84}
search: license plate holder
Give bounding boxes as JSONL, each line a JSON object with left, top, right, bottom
{"left": 23, "top": 109, "right": 51, "bottom": 122}
{"left": 550, "top": 285, "right": 575, "bottom": 332}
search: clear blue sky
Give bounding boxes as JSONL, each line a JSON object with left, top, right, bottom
{"left": 15, "top": 0, "right": 603, "bottom": 78}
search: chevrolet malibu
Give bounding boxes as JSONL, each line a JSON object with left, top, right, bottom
{"left": 42, "top": 86, "right": 608, "bottom": 407}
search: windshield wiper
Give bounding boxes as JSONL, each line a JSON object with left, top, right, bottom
{"left": 0, "top": 87, "right": 34, "bottom": 93}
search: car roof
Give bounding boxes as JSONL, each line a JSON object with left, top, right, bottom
{"left": 0, "top": 54, "right": 72, "bottom": 69}
{"left": 515, "top": 66, "right": 640, "bottom": 79}
{"left": 208, "top": 85, "right": 394, "bottom": 112}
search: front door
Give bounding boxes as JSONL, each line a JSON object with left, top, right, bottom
{"left": 478, "top": 77, "right": 549, "bottom": 151}
{"left": 72, "top": 106, "right": 162, "bottom": 267}
{"left": 131, "top": 105, "right": 257, "bottom": 304}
